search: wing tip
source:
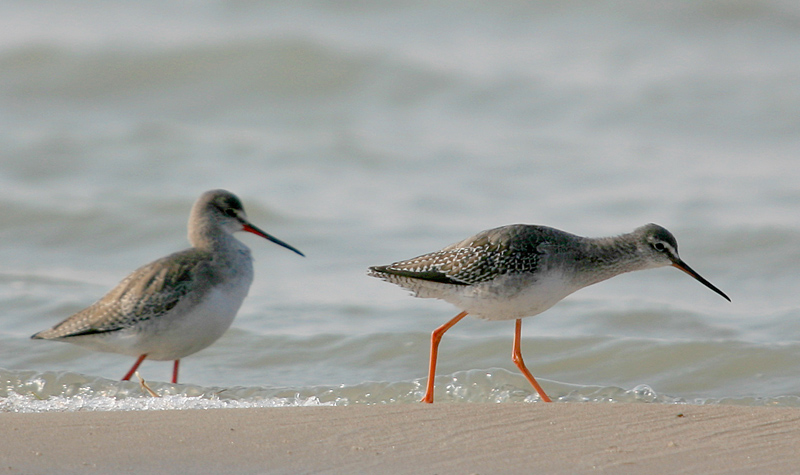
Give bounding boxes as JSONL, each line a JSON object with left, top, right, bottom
{"left": 31, "top": 326, "right": 108, "bottom": 340}
{"left": 368, "top": 265, "right": 466, "bottom": 285}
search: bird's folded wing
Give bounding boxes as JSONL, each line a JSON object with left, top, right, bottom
{"left": 33, "top": 250, "right": 213, "bottom": 339}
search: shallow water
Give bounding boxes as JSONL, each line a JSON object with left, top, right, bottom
{"left": 2, "top": 0, "right": 800, "bottom": 411}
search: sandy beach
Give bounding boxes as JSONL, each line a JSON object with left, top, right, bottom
{"left": 3, "top": 403, "right": 799, "bottom": 474}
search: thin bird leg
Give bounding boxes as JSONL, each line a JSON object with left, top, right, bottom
{"left": 122, "top": 354, "right": 148, "bottom": 381}
{"left": 172, "top": 360, "right": 180, "bottom": 384}
{"left": 422, "top": 311, "right": 469, "bottom": 404}
{"left": 512, "top": 319, "right": 552, "bottom": 403}
{"left": 136, "top": 372, "right": 160, "bottom": 398}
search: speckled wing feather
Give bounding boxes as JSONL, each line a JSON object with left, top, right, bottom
{"left": 32, "top": 249, "right": 214, "bottom": 339}
{"left": 369, "top": 225, "right": 558, "bottom": 286}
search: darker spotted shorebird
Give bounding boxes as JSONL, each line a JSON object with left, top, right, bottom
{"left": 369, "top": 223, "right": 730, "bottom": 403}
{"left": 32, "top": 189, "right": 304, "bottom": 384}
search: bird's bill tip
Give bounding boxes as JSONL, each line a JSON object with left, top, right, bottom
{"left": 671, "top": 261, "right": 730, "bottom": 302}
{"left": 242, "top": 223, "right": 305, "bottom": 257}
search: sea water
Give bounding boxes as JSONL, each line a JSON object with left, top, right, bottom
{"left": 2, "top": 0, "right": 800, "bottom": 411}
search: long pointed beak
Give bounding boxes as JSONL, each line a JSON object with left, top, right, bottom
{"left": 671, "top": 260, "right": 730, "bottom": 302}
{"left": 242, "top": 222, "right": 305, "bottom": 257}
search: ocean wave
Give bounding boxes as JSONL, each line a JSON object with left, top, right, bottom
{"left": 4, "top": 368, "right": 800, "bottom": 413}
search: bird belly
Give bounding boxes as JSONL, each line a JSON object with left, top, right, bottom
{"left": 139, "top": 283, "right": 250, "bottom": 360}
{"left": 441, "top": 272, "right": 580, "bottom": 321}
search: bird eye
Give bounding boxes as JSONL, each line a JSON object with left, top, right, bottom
{"left": 653, "top": 242, "right": 666, "bottom": 252}
{"left": 224, "top": 208, "right": 238, "bottom": 218}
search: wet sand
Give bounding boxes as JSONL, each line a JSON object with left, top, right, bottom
{"left": 3, "top": 403, "right": 799, "bottom": 474}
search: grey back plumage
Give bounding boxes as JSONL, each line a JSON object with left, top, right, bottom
{"left": 370, "top": 224, "right": 581, "bottom": 285}
{"left": 32, "top": 249, "right": 216, "bottom": 339}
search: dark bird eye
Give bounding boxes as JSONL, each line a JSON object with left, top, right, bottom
{"left": 224, "top": 208, "right": 238, "bottom": 218}
{"left": 653, "top": 242, "right": 666, "bottom": 252}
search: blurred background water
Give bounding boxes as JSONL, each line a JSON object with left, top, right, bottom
{"left": 2, "top": 0, "right": 800, "bottom": 411}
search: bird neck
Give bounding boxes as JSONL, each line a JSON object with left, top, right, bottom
{"left": 570, "top": 233, "right": 650, "bottom": 287}
{"left": 188, "top": 221, "right": 248, "bottom": 256}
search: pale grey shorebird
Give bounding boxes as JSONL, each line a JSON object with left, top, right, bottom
{"left": 31, "top": 189, "right": 304, "bottom": 384}
{"left": 369, "top": 223, "right": 730, "bottom": 403}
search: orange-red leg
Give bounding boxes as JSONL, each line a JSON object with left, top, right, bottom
{"left": 422, "top": 310, "right": 469, "bottom": 403}
{"left": 512, "top": 319, "right": 552, "bottom": 402}
{"left": 122, "top": 354, "right": 148, "bottom": 381}
{"left": 172, "top": 360, "right": 180, "bottom": 384}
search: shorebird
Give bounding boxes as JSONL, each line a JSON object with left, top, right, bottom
{"left": 369, "top": 223, "right": 730, "bottom": 403}
{"left": 32, "top": 189, "right": 304, "bottom": 384}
